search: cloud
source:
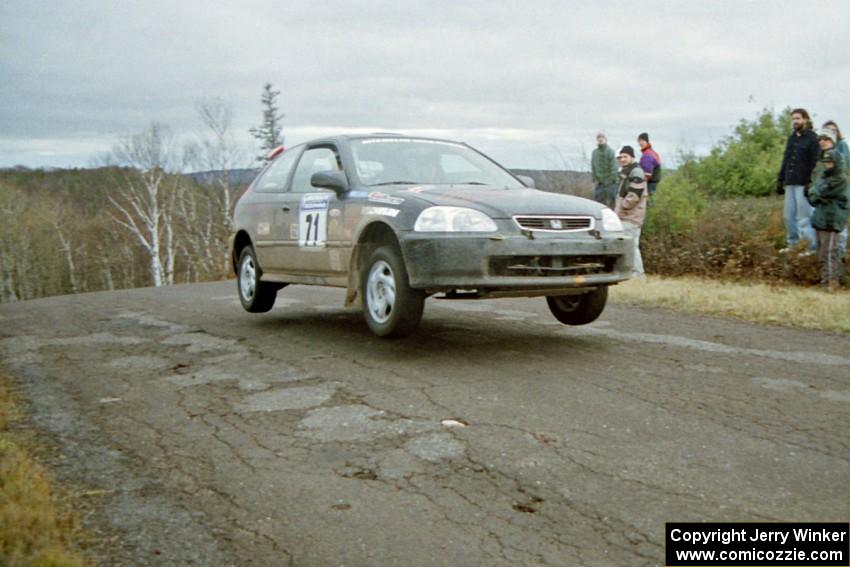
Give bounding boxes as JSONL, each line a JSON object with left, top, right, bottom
{"left": 2, "top": 0, "right": 848, "bottom": 168}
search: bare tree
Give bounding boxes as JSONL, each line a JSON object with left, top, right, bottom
{"left": 0, "top": 186, "right": 22, "bottom": 302}
{"left": 191, "top": 97, "right": 247, "bottom": 275}
{"left": 106, "top": 122, "right": 182, "bottom": 287}
{"left": 34, "top": 198, "right": 82, "bottom": 294}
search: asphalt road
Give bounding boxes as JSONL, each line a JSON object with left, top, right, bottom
{"left": 1, "top": 281, "right": 848, "bottom": 566}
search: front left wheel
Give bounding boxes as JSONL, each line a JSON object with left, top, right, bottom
{"left": 546, "top": 287, "right": 608, "bottom": 325}
{"left": 361, "top": 245, "right": 425, "bottom": 338}
{"left": 237, "top": 246, "right": 279, "bottom": 313}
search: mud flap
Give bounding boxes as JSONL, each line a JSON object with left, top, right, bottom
{"left": 344, "top": 244, "right": 361, "bottom": 308}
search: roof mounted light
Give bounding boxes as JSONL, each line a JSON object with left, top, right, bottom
{"left": 265, "top": 146, "right": 285, "bottom": 161}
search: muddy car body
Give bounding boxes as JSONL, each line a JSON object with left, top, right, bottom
{"left": 231, "top": 134, "right": 634, "bottom": 337}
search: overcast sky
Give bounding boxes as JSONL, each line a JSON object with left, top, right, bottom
{"left": 2, "top": 1, "right": 849, "bottom": 170}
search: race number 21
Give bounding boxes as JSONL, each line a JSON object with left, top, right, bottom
{"left": 299, "top": 193, "right": 331, "bottom": 247}
{"left": 298, "top": 211, "right": 328, "bottom": 247}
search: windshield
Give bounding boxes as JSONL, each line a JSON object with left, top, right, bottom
{"left": 350, "top": 138, "right": 524, "bottom": 188}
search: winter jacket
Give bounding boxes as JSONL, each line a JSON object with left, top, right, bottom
{"left": 591, "top": 144, "right": 618, "bottom": 185}
{"left": 778, "top": 128, "right": 819, "bottom": 186}
{"left": 639, "top": 145, "right": 662, "bottom": 183}
{"left": 807, "top": 150, "right": 849, "bottom": 232}
{"left": 614, "top": 162, "right": 648, "bottom": 227}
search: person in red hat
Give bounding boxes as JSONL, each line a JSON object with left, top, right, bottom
{"left": 637, "top": 132, "right": 662, "bottom": 201}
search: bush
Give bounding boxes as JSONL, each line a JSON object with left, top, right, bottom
{"left": 644, "top": 171, "right": 706, "bottom": 237}
{"left": 643, "top": 196, "right": 822, "bottom": 285}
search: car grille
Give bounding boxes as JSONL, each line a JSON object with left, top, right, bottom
{"left": 513, "top": 215, "right": 595, "bottom": 232}
{"left": 489, "top": 255, "right": 616, "bottom": 277}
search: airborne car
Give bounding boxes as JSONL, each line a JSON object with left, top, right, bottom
{"left": 231, "top": 134, "right": 634, "bottom": 337}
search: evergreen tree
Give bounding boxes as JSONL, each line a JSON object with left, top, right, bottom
{"left": 249, "top": 83, "right": 284, "bottom": 162}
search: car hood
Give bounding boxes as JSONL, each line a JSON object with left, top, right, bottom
{"left": 401, "top": 185, "right": 603, "bottom": 218}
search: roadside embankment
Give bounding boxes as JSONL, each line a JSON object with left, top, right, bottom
{"left": 0, "top": 372, "right": 86, "bottom": 567}
{"left": 611, "top": 276, "right": 850, "bottom": 334}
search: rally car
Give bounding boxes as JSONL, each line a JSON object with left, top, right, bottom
{"left": 231, "top": 134, "right": 634, "bottom": 337}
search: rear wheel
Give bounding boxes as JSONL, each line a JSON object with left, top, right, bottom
{"left": 361, "top": 245, "right": 425, "bottom": 338}
{"left": 546, "top": 287, "right": 608, "bottom": 325}
{"left": 237, "top": 246, "right": 279, "bottom": 313}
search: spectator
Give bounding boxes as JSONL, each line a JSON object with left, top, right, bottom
{"left": 823, "top": 121, "right": 850, "bottom": 165}
{"left": 637, "top": 132, "right": 662, "bottom": 199}
{"left": 777, "top": 108, "right": 819, "bottom": 253}
{"left": 614, "top": 146, "right": 648, "bottom": 277}
{"left": 807, "top": 129, "right": 848, "bottom": 290}
{"left": 823, "top": 120, "right": 849, "bottom": 260}
{"left": 591, "top": 132, "right": 618, "bottom": 208}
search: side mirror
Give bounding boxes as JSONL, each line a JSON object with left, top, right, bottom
{"left": 311, "top": 171, "right": 349, "bottom": 195}
{"left": 517, "top": 175, "right": 536, "bottom": 188}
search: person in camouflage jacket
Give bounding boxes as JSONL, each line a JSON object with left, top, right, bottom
{"left": 807, "top": 129, "right": 849, "bottom": 289}
{"left": 822, "top": 120, "right": 849, "bottom": 261}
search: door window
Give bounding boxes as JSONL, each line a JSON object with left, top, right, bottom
{"left": 290, "top": 147, "right": 340, "bottom": 193}
{"left": 255, "top": 148, "right": 300, "bottom": 193}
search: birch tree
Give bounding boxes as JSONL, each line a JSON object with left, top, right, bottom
{"left": 0, "top": 185, "right": 22, "bottom": 302}
{"left": 191, "top": 97, "right": 246, "bottom": 275}
{"left": 106, "top": 122, "right": 182, "bottom": 287}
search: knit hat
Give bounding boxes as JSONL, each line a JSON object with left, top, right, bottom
{"left": 638, "top": 132, "right": 650, "bottom": 143}
{"left": 618, "top": 145, "right": 635, "bottom": 158}
{"left": 817, "top": 128, "right": 837, "bottom": 144}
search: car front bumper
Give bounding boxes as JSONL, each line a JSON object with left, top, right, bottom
{"left": 399, "top": 229, "right": 634, "bottom": 294}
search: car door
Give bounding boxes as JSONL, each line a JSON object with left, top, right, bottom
{"left": 284, "top": 145, "right": 347, "bottom": 274}
{"left": 249, "top": 146, "right": 302, "bottom": 271}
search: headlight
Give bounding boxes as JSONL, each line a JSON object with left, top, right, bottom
{"left": 600, "top": 207, "right": 624, "bottom": 232}
{"left": 414, "top": 206, "right": 498, "bottom": 232}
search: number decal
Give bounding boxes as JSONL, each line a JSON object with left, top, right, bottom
{"left": 298, "top": 194, "right": 330, "bottom": 247}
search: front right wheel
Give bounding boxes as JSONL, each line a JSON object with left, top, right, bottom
{"left": 546, "top": 287, "right": 608, "bottom": 325}
{"left": 361, "top": 245, "right": 425, "bottom": 338}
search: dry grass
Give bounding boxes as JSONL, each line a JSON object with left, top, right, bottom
{"left": 610, "top": 276, "right": 850, "bottom": 334}
{"left": 0, "top": 374, "right": 86, "bottom": 567}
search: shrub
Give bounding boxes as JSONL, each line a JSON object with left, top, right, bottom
{"left": 644, "top": 171, "right": 706, "bottom": 237}
{"left": 643, "top": 196, "right": 823, "bottom": 285}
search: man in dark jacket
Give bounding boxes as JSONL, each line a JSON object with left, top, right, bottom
{"left": 777, "top": 108, "right": 820, "bottom": 252}
{"left": 807, "top": 130, "right": 849, "bottom": 289}
{"left": 591, "top": 132, "right": 618, "bottom": 208}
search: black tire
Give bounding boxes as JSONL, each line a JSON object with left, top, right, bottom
{"left": 237, "top": 246, "right": 278, "bottom": 313}
{"left": 546, "top": 287, "right": 608, "bottom": 326}
{"left": 361, "top": 245, "right": 425, "bottom": 338}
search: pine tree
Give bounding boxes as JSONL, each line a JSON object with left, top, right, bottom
{"left": 249, "top": 83, "right": 284, "bottom": 162}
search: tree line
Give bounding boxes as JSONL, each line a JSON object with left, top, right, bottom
{"left": 1, "top": 86, "right": 286, "bottom": 303}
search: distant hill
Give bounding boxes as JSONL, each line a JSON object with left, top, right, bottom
{"left": 2, "top": 166, "right": 593, "bottom": 198}
{"left": 185, "top": 168, "right": 260, "bottom": 188}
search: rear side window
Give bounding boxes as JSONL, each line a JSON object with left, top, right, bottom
{"left": 290, "top": 147, "right": 340, "bottom": 193}
{"left": 255, "top": 148, "right": 300, "bottom": 193}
